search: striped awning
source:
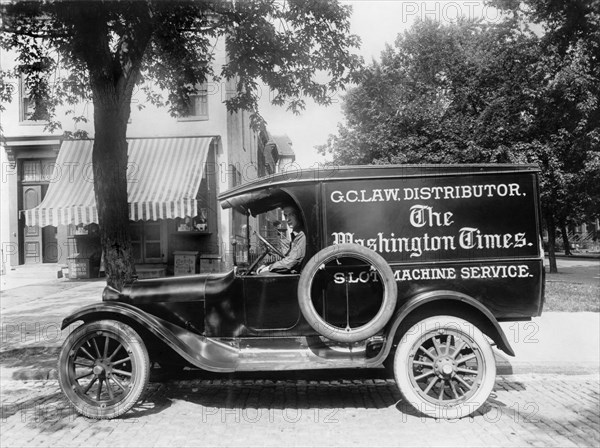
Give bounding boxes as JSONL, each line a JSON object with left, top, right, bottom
{"left": 23, "top": 137, "right": 213, "bottom": 227}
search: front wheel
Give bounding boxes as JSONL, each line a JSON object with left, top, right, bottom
{"left": 393, "top": 315, "right": 496, "bottom": 419}
{"left": 58, "top": 320, "right": 150, "bottom": 419}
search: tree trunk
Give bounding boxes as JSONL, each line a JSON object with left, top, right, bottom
{"left": 560, "top": 223, "right": 571, "bottom": 256}
{"left": 60, "top": 1, "right": 152, "bottom": 290}
{"left": 92, "top": 102, "right": 136, "bottom": 290}
{"left": 545, "top": 212, "right": 558, "bottom": 274}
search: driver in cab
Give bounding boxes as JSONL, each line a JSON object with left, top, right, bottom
{"left": 257, "top": 205, "right": 306, "bottom": 274}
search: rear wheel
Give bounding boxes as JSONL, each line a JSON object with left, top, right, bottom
{"left": 58, "top": 320, "right": 150, "bottom": 419}
{"left": 393, "top": 316, "right": 496, "bottom": 419}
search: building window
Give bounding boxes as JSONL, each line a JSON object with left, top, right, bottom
{"left": 19, "top": 76, "right": 48, "bottom": 123}
{"left": 178, "top": 84, "right": 209, "bottom": 121}
{"left": 19, "top": 76, "right": 35, "bottom": 122}
{"left": 22, "top": 161, "right": 43, "bottom": 182}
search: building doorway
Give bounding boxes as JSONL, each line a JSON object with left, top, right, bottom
{"left": 21, "top": 184, "right": 58, "bottom": 264}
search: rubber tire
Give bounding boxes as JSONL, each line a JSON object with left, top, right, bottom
{"left": 58, "top": 320, "right": 150, "bottom": 419}
{"left": 393, "top": 315, "right": 496, "bottom": 419}
{"left": 298, "top": 243, "right": 397, "bottom": 343}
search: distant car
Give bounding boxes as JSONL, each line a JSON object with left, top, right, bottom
{"left": 58, "top": 164, "right": 545, "bottom": 419}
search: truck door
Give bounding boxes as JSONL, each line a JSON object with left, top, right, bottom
{"left": 242, "top": 275, "right": 301, "bottom": 331}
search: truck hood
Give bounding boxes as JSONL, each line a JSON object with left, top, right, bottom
{"left": 109, "top": 270, "right": 236, "bottom": 304}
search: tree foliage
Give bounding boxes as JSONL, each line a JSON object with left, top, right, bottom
{"left": 1, "top": 0, "right": 362, "bottom": 126}
{"left": 319, "top": 7, "right": 599, "bottom": 271}
{"left": 0, "top": 0, "right": 362, "bottom": 288}
{"left": 318, "top": 19, "right": 544, "bottom": 164}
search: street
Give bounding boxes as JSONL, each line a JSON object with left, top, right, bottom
{"left": 1, "top": 372, "right": 598, "bottom": 447}
{"left": 1, "top": 257, "right": 599, "bottom": 447}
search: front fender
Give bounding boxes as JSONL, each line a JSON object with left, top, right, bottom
{"left": 371, "top": 290, "right": 515, "bottom": 366}
{"left": 62, "top": 302, "right": 239, "bottom": 372}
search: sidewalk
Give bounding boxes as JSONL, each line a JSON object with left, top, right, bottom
{"left": 0, "top": 263, "right": 62, "bottom": 292}
{"left": 1, "top": 275, "right": 105, "bottom": 382}
{"left": 498, "top": 313, "right": 599, "bottom": 375}
{"left": 553, "top": 251, "right": 600, "bottom": 260}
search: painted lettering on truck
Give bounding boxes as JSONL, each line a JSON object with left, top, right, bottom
{"left": 326, "top": 176, "right": 539, "bottom": 262}
{"left": 329, "top": 183, "right": 523, "bottom": 203}
{"left": 332, "top": 264, "right": 534, "bottom": 284}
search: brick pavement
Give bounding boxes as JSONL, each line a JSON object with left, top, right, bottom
{"left": 1, "top": 373, "right": 598, "bottom": 447}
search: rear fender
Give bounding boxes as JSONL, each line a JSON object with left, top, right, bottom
{"left": 373, "top": 290, "right": 515, "bottom": 365}
{"left": 61, "top": 302, "right": 239, "bottom": 372}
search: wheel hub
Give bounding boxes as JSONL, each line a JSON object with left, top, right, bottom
{"left": 92, "top": 360, "right": 112, "bottom": 378}
{"left": 434, "top": 356, "right": 456, "bottom": 378}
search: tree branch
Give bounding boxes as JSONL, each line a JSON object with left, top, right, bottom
{"left": 0, "top": 27, "right": 70, "bottom": 39}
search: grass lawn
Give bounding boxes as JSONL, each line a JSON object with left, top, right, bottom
{"left": 544, "top": 280, "right": 599, "bottom": 312}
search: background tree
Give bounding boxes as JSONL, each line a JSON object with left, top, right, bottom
{"left": 493, "top": 0, "right": 600, "bottom": 271}
{"left": 318, "top": 19, "right": 544, "bottom": 164}
{"left": 319, "top": 12, "right": 599, "bottom": 272}
{"left": 0, "top": 0, "right": 361, "bottom": 289}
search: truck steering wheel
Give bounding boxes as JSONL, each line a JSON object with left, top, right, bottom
{"left": 255, "top": 233, "right": 285, "bottom": 258}
{"left": 245, "top": 232, "right": 286, "bottom": 275}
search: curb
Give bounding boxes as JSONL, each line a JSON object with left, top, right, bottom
{"left": 11, "top": 367, "right": 59, "bottom": 381}
{"left": 551, "top": 253, "right": 600, "bottom": 260}
{"left": 4, "top": 361, "right": 599, "bottom": 383}
{"left": 496, "top": 361, "right": 600, "bottom": 376}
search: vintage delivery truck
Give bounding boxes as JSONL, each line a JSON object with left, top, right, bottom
{"left": 58, "top": 164, "right": 545, "bottom": 419}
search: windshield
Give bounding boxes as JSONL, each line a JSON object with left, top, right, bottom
{"left": 233, "top": 207, "right": 291, "bottom": 270}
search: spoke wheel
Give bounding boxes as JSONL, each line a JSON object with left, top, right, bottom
{"left": 58, "top": 320, "right": 149, "bottom": 419}
{"left": 394, "top": 315, "right": 496, "bottom": 419}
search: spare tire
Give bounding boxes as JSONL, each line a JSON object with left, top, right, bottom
{"left": 298, "top": 243, "right": 397, "bottom": 343}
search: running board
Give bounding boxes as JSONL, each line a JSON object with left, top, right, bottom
{"left": 160, "top": 318, "right": 383, "bottom": 372}
{"left": 234, "top": 337, "right": 379, "bottom": 371}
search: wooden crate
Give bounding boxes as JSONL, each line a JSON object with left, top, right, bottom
{"left": 174, "top": 251, "right": 199, "bottom": 276}
{"left": 68, "top": 257, "right": 90, "bottom": 279}
{"left": 200, "top": 256, "right": 222, "bottom": 273}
